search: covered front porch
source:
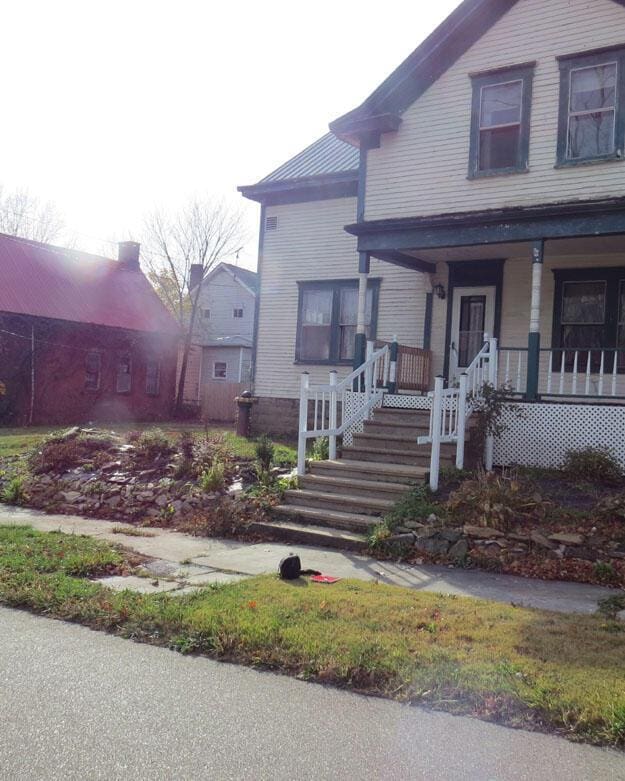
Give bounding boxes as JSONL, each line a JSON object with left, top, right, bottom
{"left": 349, "top": 199, "right": 625, "bottom": 405}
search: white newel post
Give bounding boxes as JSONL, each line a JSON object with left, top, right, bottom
{"left": 429, "top": 376, "right": 444, "bottom": 492}
{"left": 484, "top": 337, "right": 498, "bottom": 471}
{"left": 297, "top": 372, "right": 310, "bottom": 476}
{"left": 365, "top": 340, "right": 374, "bottom": 400}
{"left": 328, "top": 370, "right": 337, "bottom": 461}
{"left": 456, "top": 373, "right": 467, "bottom": 470}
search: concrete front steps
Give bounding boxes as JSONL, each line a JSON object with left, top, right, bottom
{"left": 255, "top": 404, "right": 474, "bottom": 551}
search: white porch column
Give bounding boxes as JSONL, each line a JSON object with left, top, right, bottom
{"left": 526, "top": 240, "right": 544, "bottom": 400}
{"left": 354, "top": 252, "right": 370, "bottom": 371}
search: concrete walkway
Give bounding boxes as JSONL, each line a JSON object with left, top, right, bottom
{"left": 0, "top": 505, "right": 620, "bottom": 614}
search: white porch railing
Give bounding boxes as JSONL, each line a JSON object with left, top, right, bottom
{"left": 497, "top": 346, "right": 625, "bottom": 399}
{"left": 419, "top": 337, "right": 498, "bottom": 491}
{"left": 297, "top": 339, "right": 395, "bottom": 476}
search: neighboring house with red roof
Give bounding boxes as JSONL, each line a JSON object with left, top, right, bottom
{"left": 0, "top": 234, "right": 180, "bottom": 425}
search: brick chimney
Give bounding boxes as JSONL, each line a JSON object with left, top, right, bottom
{"left": 189, "top": 263, "right": 204, "bottom": 290}
{"left": 118, "top": 241, "right": 141, "bottom": 272}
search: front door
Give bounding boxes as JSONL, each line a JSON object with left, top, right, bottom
{"left": 449, "top": 286, "right": 496, "bottom": 380}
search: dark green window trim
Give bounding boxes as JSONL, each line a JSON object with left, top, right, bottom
{"left": 551, "top": 267, "right": 625, "bottom": 371}
{"left": 556, "top": 46, "right": 625, "bottom": 168}
{"left": 468, "top": 63, "right": 535, "bottom": 179}
{"left": 294, "top": 278, "right": 380, "bottom": 365}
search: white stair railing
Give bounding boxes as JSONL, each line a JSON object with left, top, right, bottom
{"left": 297, "top": 339, "right": 395, "bottom": 476}
{"left": 419, "top": 337, "right": 498, "bottom": 491}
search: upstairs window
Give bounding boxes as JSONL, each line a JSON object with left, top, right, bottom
{"left": 203, "top": 308, "right": 211, "bottom": 319}
{"left": 85, "top": 351, "right": 101, "bottom": 391}
{"left": 295, "top": 279, "right": 379, "bottom": 364}
{"left": 468, "top": 64, "right": 534, "bottom": 178}
{"left": 233, "top": 306, "right": 244, "bottom": 318}
{"left": 557, "top": 48, "right": 625, "bottom": 165}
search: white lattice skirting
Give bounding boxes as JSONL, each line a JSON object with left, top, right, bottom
{"left": 382, "top": 393, "right": 432, "bottom": 410}
{"left": 342, "top": 391, "right": 384, "bottom": 447}
{"left": 494, "top": 402, "right": 625, "bottom": 468}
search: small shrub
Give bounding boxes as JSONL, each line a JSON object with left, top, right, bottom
{"left": 200, "top": 460, "right": 226, "bottom": 492}
{"left": 446, "top": 469, "right": 551, "bottom": 531}
{"left": 194, "top": 434, "right": 231, "bottom": 474}
{"left": 135, "top": 429, "right": 176, "bottom": 461}
{"left": 594, "top": 561, "right": 618, "bottom": 584}
{"left": 310, "top": 436, "right": 329, "bottom": 461}
{"left": 255, "top": 435, "right": 274, "bottom": 472}
{"left": 29, "top": 432, "right": 116, "bottom": 474}
{"left": 172, "top": 432, "right": 195, "bottom": 479}
{"left": 383, "top": 485, "right": 439, "bottom": 533}
{"left": 561, "top": 447, "right": 623, "bottom": 486}
{"left": 178, "top": 431, "right": 195, "bottom": 460}
{"left": 1, "top": 476, "right": 26, "bottom": 505}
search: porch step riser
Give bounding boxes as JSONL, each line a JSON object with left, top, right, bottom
{"left": 273, "top": 505, "right": 377, "bottom": 533}
{"left": 373, "top": 410, "right": 432, "bottom": 426}
{"left": 299, "top": 475, "right": 410, "bottom": 501}
{"left": 362, "top": 422, "right": 430, "bottom": 438}
{"left": 308, "top": 460, "right": 426, "bottom": 485}
{"left": 284, "top": 491, "right": 390, "bottom": 518}
{"left": 352, "top": 434, "right": 461, "bottom": 454}
{"left": 342, "top": 448, "right": 453, "bottom": 467}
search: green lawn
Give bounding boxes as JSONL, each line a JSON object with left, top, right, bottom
{"left": 0, "top": 423, "right": 296, "bottom": 465}
{"left": 1, "top": 525, "right": 624, "bottom": 748}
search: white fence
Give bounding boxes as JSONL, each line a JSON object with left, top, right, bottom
{"left": 297, "top": 340, "right": 395, "bottom": 475}
{"left": 419, "top": 338, "right": 498, "bottom": 491}
{"left": 494, "top": 401, "right": 625, "bottom": 469}
{"left": 497, "top": 346, "right": 625, "bottom": 399}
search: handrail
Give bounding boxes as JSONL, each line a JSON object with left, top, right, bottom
{"left": 296, "top": 338, "right": 396, "bottom": 476}
{"left": 419, "top": 337, "right": 498, "bottom": 491}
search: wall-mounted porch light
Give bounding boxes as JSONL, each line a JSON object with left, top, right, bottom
{"left": 433, "top": 283, "right": 446, "bottom": 300}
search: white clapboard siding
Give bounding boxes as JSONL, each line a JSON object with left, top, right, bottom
{"left": 366, "top": 0, "right": 625, "bottom": 221}
{"left": 192, "top": 267, "right": 255, "bottom": 345}
{"left": 255, "top": 197, "right": 428, "bottom": 399}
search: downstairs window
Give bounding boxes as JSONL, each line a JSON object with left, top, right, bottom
{"left": 295, "top": 279, "right": 380, "bottom": 363}
{"left": 552, "top": 268, "right": 625, "bottom": 371}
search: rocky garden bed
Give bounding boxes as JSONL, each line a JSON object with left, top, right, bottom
{"left": 0, "top": 426, "right": 294, "bottom": 537}
{"left": 372, "top": 449, "right": 625, "bottom": 588}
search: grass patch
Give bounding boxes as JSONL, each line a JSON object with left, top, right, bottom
{"left": 1, "top": 526, "right": 624, "bottom": 747}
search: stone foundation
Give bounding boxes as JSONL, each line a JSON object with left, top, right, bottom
{"left": 250, "top": 396, "right": 300, "bottom": 438}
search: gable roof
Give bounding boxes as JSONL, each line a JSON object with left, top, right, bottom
{"left": 219, "top": 262, "right": 259, "bottom": 295}
{"left": 330, "top": 0, "right": 625, "bottom": 142}
{"left": 0, "top": 233, "right": 179, "bottom": 335}
{"left": 238, "top": 133, "right": 358, "bottom": 204}
{"left": 200, "top": 261, "right": 259, "bottom": 296}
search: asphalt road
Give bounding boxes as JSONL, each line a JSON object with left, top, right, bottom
{"left": 0, "top": 607, "right": 623, "bottom": 781}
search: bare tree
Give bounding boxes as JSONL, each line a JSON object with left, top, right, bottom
{"left": 142, "top": 197, "right": 248, "bottom": 411}
{"left": 0, "top": 187, "right": 65, "bottom": 244}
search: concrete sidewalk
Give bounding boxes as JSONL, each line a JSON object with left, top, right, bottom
{"left": 0, "top": 505, "right": 619, "bottom": 614}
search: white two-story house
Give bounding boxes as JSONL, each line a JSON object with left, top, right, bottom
{"left": 240, "top": 0, "right": 625, "bottom": 536}
{"left": 180, "top": 262, "right": 257, "bottom": 419}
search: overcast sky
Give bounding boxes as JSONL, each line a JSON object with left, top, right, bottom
{"left": 3, "top": 0, "right": 459, "bottom": 267}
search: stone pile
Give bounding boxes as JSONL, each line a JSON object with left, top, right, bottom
{"left": 389, "top": 515, "right": 625, "bottom": 564}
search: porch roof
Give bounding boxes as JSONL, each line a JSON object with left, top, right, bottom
{"left": 347, "top": 197, "right": 625, "bottom": 267}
